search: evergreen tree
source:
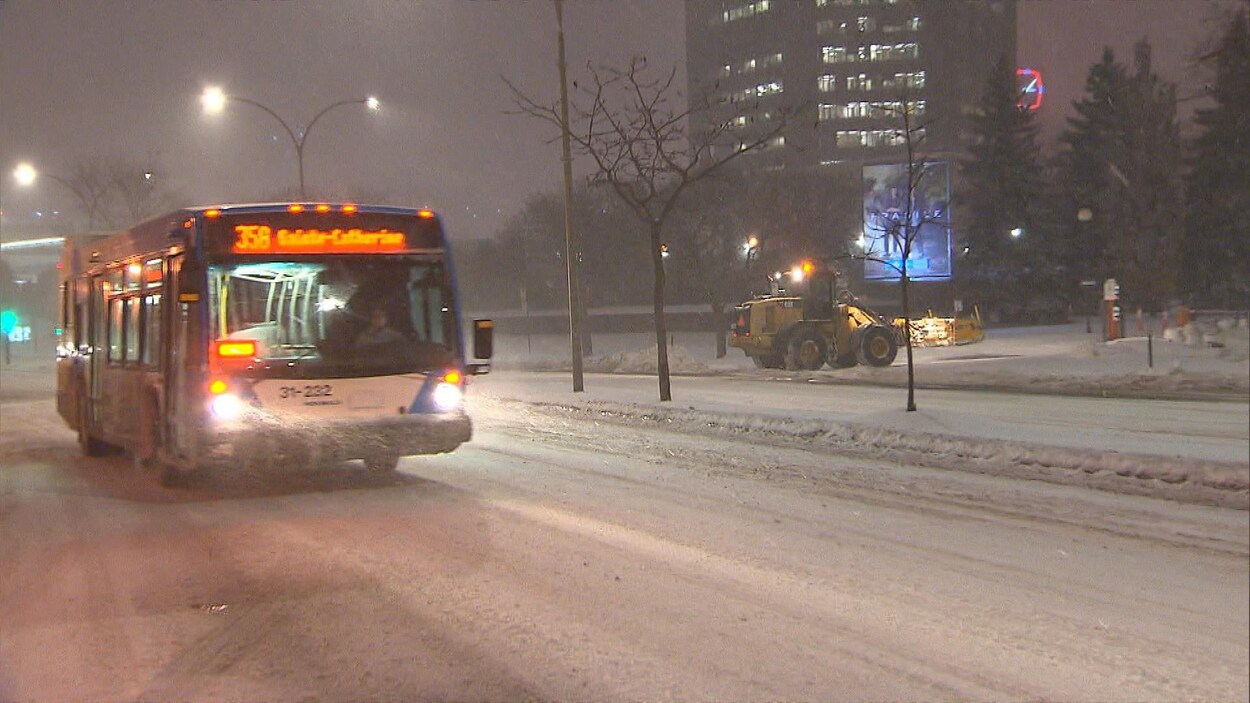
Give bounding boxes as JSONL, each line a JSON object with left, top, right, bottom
{"left": 957, "top": 56, "right": 1050, "bottom": 319}
{"left": 1055, "top": 49, "right": 1131, "bottom": 299}
{"left": 1119, "top": 41, "right": 1185, "bottom": 310}
{"left": 1056, "top": 42, "right": 1185, "bottom": 312}
{"left": 1183, "top": 8, "right": 1250, "bottom": 308}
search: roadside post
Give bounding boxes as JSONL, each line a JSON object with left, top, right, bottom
{"left": 1103, "top": 279, "right": 1120, "bottom": 341}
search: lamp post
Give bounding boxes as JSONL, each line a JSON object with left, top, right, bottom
{"left": 201, "top": 86, "right": 379, "bottom": 200}
{"left": 1077, "top": 207, "right": 1095, "bottom": 334}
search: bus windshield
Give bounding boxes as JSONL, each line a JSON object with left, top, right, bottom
{"left": 207, "top": 256, "right": 456, "bottom": 378}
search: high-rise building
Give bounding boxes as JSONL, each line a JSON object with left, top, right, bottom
{"left": 685, "top": 0, "right": 1017, "bottom": 306}
{"left": 685, "top": 0, "right": 1017, "bottom": 168}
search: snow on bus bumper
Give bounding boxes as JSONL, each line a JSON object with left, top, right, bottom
{"left": 195, "top": 411, "right": 472, "bottom": 466}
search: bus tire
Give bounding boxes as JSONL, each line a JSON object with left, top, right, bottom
{"left": 364, "top": 454, "right": 401, "bottom": 472}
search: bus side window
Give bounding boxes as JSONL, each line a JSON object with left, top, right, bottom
{"left": 108, "top": 297, "right": 124, "bottom": 363}
{"left": 125, "top": 297, "right": 140, "bottom": 362}
{"left": 141, "top": 257, "right": 164, "bottom": 367}
{"left": 142, "top": 292, "right": 162, "bottom": 367}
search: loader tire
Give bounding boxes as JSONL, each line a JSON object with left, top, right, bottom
{"left": 752, "top": 353, "right": 785, "bottom": 369}
{"left": 856, "top": 325, "right": 898, "bottom": 367}
{"left": 829, "top": 348, "right": 858, "bottom": 368}
{"left": 786, "top": 328, "right": 828, "bottom": 371}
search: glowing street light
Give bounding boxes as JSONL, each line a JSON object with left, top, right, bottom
{"left": 9, "top": 161, "right": 102, "bottom": 229}
{"left": 201, "top": 85, "right": 381, "bottom": 199}
{"left": 13, "top": 162, "right": 36, "bottom": 187}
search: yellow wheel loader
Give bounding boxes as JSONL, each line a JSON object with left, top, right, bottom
{"left": 728, "top": 261, "right": 903, "bottom": 370}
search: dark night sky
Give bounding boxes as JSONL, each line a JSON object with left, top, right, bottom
{"left": 0, "top": 0, "right": 1234, "bottom": 242}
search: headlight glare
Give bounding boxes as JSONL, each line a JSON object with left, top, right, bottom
{"left": 431, "top": 382, "right": 462, "bottom": 411}
{"left": 210, "top": 393, "right": 243, "bottom": 420}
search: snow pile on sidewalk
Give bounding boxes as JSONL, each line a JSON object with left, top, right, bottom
{"left": 583, "top": 344, "right": 710, "bottom": 375}
{"left": 507, "top": 397, "right": 1249, "bottom": 510}
{"left": 501, "top": 318, "right": 1249, "bottom": 400}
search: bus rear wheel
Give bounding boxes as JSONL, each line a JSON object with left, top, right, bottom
{"left": 364, "top": 454, "right": 402, "bottom": 472}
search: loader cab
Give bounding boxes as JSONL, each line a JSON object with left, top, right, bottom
{"left": 775, "top": 260, "right": 837, "bottom": 321}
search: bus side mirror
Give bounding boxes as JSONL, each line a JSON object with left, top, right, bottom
{"left": 472, "top": 319, "right": 493, "bottom": 360}
{"left": 177, "top": 261, "right": 203, "bottom": 300}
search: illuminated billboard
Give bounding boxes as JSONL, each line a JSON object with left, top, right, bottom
{"left": 861, "top": 161, "right": 952, "bottom": 281}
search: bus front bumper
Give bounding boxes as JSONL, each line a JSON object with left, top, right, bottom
{"left": 193, "top": 410, "right": 473, "bottom": 468}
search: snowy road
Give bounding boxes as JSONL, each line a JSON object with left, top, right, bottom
{"left": 2, "top": 366, "right": 1247, "bottom": 702}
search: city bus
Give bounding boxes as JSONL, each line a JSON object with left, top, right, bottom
{"left": 55, "top": 203, "right": 492, "bottom": 482}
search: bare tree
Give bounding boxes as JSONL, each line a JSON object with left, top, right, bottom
{"left": 44, "top": 155, "right": 184, "bottom": 231}
{"left": 108, "top": 159, "right": 159, "bottom": 224}
{"left": 50, "top": 158, "right": 116, "bottom": 231}
{"left": 845, "top": 95, "right": 948, "bottom": 412}
{"left": 510, "top": 56, "right": 789, "bottom": 401}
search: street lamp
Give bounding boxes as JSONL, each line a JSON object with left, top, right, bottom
{"left": 10, "top": 161, "right": 100, "bottom": 230}
{"left": 1077, "top": 206, "right": 1096, "bottom": 333}
{"left": 201, "top": 85, "right": 380, "bottom": 199}
{"left": 13, "top": 163, "right": 35, "bottom": 187}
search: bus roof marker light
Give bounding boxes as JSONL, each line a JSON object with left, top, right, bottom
{"left": 315, "top": 203, "right": 331, "bottom": 213}
{"left": 417, "top": 209, "right": 436, "bottom": 219}
{"left": 288, "top": 204, "right": 305, "bottom": 213}
{"left": 342, "top": 204, "right": 358, "bottom": 214}
{"left": 205, "top": 209, "right": 221, "bottom": 218}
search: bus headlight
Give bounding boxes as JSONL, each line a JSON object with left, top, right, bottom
{"left": 431, "top": 382, "right": 462, "bottom": 411}
{"left": 210, "top": 393, "right": 243, "bottom": 420}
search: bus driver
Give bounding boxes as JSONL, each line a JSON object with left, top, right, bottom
{"left": 353, "top": 307, "right": 406, "bottom": 352}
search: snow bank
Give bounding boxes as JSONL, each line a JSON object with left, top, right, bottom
{"left": 496, "top": 319, "right": 1249, "bottom": 400}
{"left": 512, "top": 398, "right": 1249, "bottom": 510}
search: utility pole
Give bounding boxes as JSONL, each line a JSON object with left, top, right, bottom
{"left": 555, "top": 0, "right": 585, "bottom": 392}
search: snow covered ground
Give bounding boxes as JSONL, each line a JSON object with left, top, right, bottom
{"left": 479, "top": 317, "right": 1249, "bottom": 508}
{"left": 2, "top": 317, "right": 1245, "bottom": 506}
{"left": 495, "top": 316, "right": 1250, "bottom": 399}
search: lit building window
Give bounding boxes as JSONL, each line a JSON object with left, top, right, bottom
{"left": 869, "top": 42, "right": 919, "bottom": 62}
{"left": 720, "top": 52, "right": 783, "bottom": 78}
{"left": 818, "top": 100, "right": 926, "bottom": 121}
{"left": 883, "top": 15, "right": 922, "bottom": 33}
{"left": 846, "top": 73, "right": 874, "bottom": 91}
{"left": 723, "top": 0, "right": 772, "bottom": 23}
{"left": 822, "top": 45, "right": 850, "bottom": 64}
{"left": 834, "top": 127, "right": 922, "bottom": 148}
{"left": 727, "top": 80, "right": 784, "bottom": 103}
{"left": 818, "top": 0, "right": 900, "bottom": 6}
{"left": 817, "top": 74, "right": 838, "bottom": 92}
{"left": 823, "top": 41, "right": 919, "bottom": 65}
{"left": 882, "top": 70, "right": 926, "bottom": 90}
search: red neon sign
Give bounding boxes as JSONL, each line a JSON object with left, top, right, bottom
{"left": 1016, "top": 68, "right": 1044, "bottom": 111}
{"left": 231, "top": 224, "right": 407, "bottom": 254}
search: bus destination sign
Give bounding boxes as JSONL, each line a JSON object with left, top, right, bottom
{"left": 231, "top": 225, "right": 407, "bottom": 254}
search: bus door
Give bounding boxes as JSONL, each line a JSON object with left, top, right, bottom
{"left": 81, "top": 274, "right": 108, "bottom": 429}
{"left": 163, "top": 254, "right": 194, "bottom": 457}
